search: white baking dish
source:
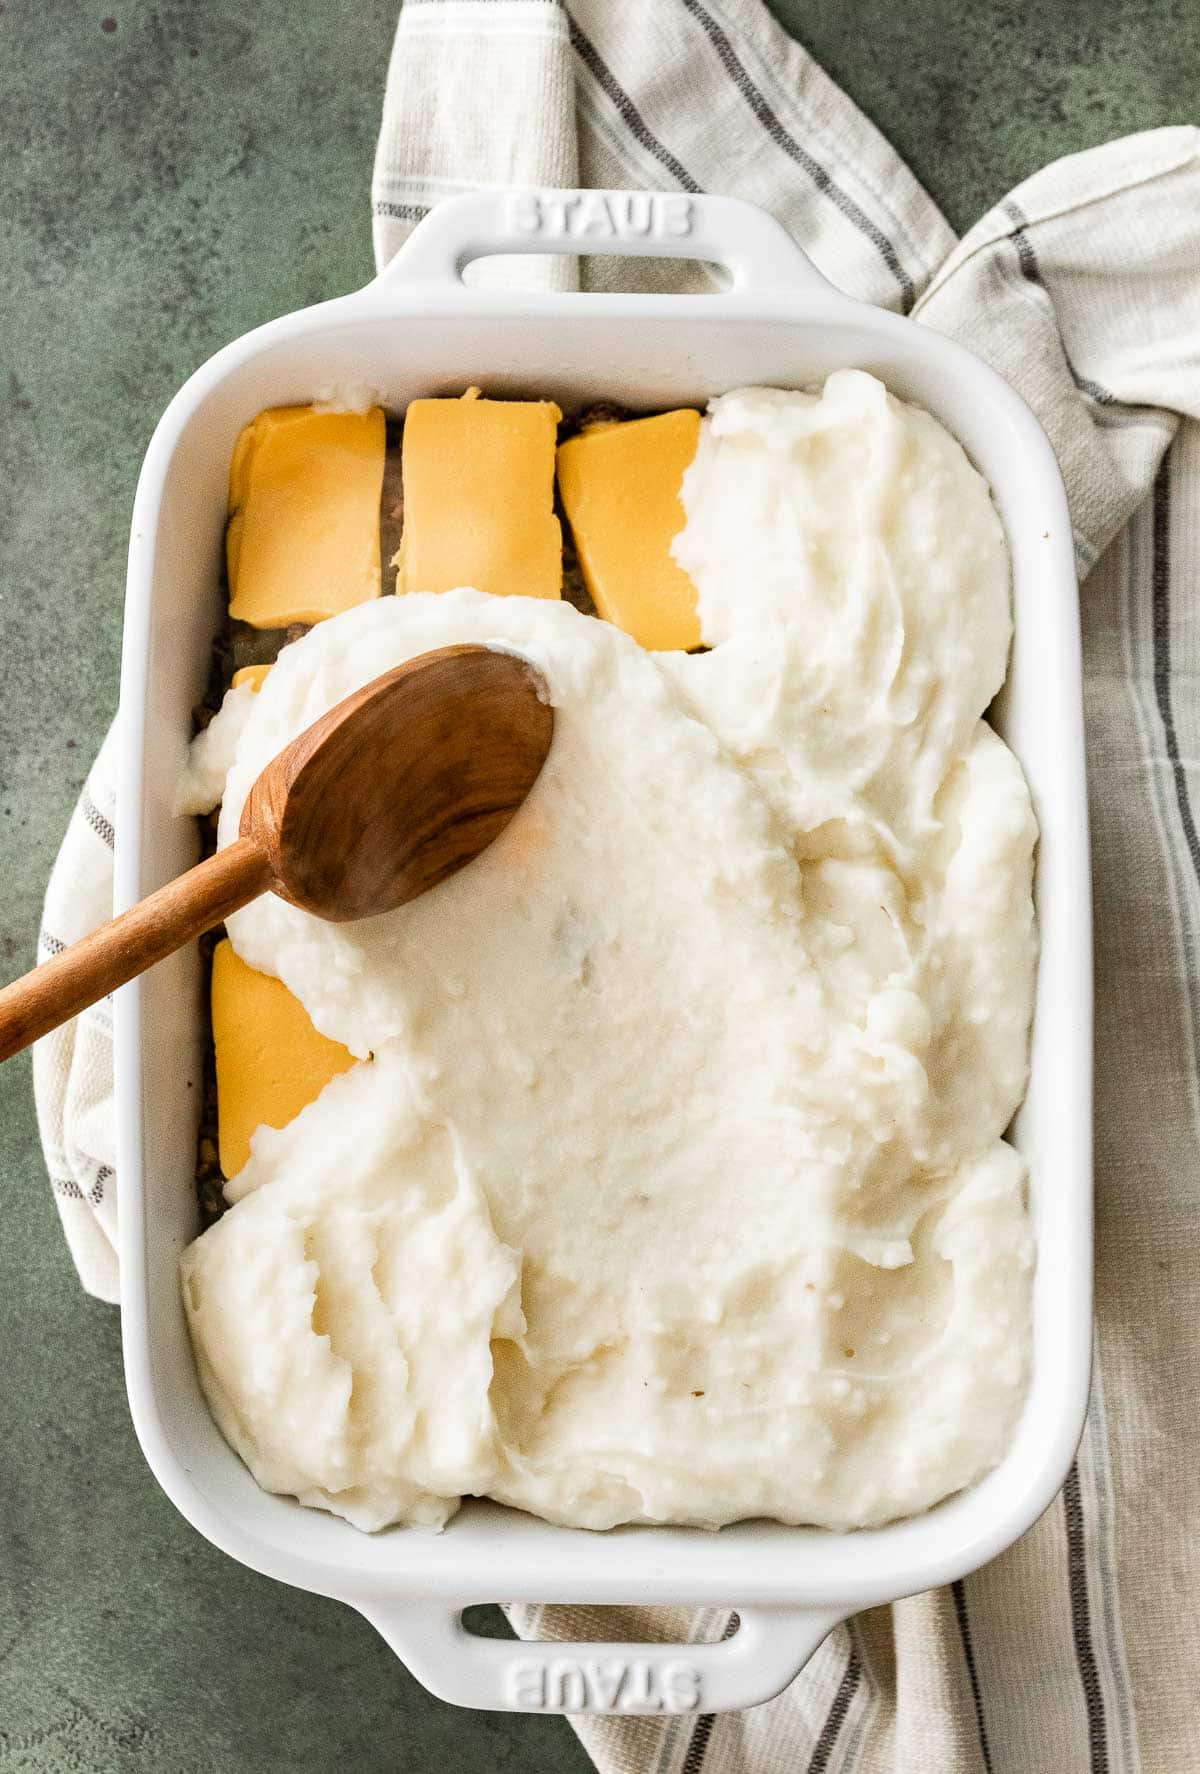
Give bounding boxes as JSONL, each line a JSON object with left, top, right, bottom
{"left": 116, "top": 188, "right": 1092, "bottom": 1717}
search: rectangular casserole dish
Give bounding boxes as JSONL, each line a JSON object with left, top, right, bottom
{"left": 116, "top": 188, "right": 1092, "bottom": 1717}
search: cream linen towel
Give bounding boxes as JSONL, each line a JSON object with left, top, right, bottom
{"left": 36, "top": 0, "right": 1200, "bottom": 1766}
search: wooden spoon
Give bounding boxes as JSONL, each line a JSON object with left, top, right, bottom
{"left": 0, "top": 643, "right": 553, "bottom": 1063}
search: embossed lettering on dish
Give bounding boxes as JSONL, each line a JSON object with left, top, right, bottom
{"left": 507, "top": 190, "right": 694, "bottom": 242}
{"left": 505, "top": 1656, "right": 702, "bottom": 1712}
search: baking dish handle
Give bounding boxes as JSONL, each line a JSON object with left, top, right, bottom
{"left": 356, "top": 1600, "right": 843, "bottom": 1714}
{"left": 373, "top": 187, "right": 835, "bottom": 294}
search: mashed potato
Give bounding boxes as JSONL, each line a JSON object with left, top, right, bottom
{"left": 180, "top": 371, "right": 1036, "bottom": 1533}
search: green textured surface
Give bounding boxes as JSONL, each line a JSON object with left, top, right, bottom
{"left": 0, "top": 1, "right": 1189, "bottom": 1768}
{"left": 769, "top": 0, "right": 1199, "bottom": 231}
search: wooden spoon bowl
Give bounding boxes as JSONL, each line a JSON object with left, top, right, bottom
{"left": 246, "top": 642, "right": 554, "bottom": 921}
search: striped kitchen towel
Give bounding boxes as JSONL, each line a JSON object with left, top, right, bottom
{"left": 38, "top": 0, "right": 1200, "bottom": 1768}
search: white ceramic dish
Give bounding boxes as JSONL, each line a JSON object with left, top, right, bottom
{"left": 116, "top": 188, "right": 1092, "bottom": 1717}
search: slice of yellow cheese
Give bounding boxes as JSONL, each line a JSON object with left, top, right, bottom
{"left": 557, "top": 409, "right": 702, "bottom": 651}
{"left": 211, "top": 938, "right": 356, "bottom": 1179}
{"left": 231, "top": 663, "right": 271, "bottom": 692}
{"left": 227, "top": 405, "right": 386, "bottom": 628}
{"left": 395, "top": 393, "right": 563, "bottom": 600}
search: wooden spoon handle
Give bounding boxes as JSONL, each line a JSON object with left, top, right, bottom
{"left": 0, "top": 835, "right": 273, "bottom": 1063}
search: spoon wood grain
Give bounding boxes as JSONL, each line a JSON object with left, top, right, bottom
{"left": 0, "top": 644, "right": 553, "bottom": 1063}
